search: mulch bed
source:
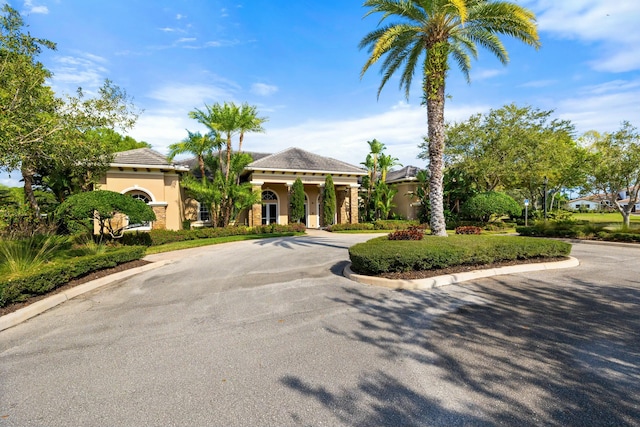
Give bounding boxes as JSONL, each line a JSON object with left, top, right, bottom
{"left": 0, "top": 259, "right": 151, "bottom": 317}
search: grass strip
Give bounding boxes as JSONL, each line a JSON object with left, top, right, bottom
{"left": 144, "top": 232, "right": 302, "bottom": 254}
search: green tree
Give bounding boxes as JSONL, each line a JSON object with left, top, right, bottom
{"left": 168, "top": 130, "right": 221, "bottom": 183}
{"left": 0, "top": 7, "right": 139, "bottom": 216}
{"left": 374, "top": 181, "right": 397, "bottom": 220}
{"left": 428, "top": 104, "right": 584, "bottom": 211}
{"left": 290, "top": 178, "right": 305, "bottom": 223}
{"left": 584, "top": 122, "right": 640, "bottom": 228}
{"left": 323, "top": 175, "right": 336, "bottom": 226}
{"left": 56, "top": 190, "right": 156, "bottom": 242}
{"left": 461, "top": 191, "right": 521, "bottom": 223}
{"left": 237, "top": 102, "right": 268, "bottom": 153}
{"left": 360, "top": 0, "right": 539, "bottom": 236}
{"left": 84, "top": 128, "right": 151, "bottom": 153}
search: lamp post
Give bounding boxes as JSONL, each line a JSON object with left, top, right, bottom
{"left": 524, "top": 199, "right": 529, "bottom": 227}
{"left": 543, "top": 176, "right": 548, "bottom": 220}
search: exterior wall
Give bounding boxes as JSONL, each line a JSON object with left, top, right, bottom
{"left": 248, "top": 171, "right": 362, "bottom": 228}
{"left": 99, "top": 168, "right": 185, "bottom": 231}
{"left": 391, "top": 182, "right": 420, "bottom": 220}
{"left": 567, "top": 200, "right": 598, "bottom": 211}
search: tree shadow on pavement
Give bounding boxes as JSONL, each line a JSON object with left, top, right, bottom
{"left": 281, "top": 274, "right": 640, "bottom": 426}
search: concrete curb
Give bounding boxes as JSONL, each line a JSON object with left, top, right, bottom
{"left": 0, "top": 260, "right": 172, "bottom": 332}
{"left": 343, "top": 256, "right": 580, "bottom": 290}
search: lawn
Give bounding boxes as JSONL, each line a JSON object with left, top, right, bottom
{"left": 572, "top": 212, "right": 640, "bottom": 229}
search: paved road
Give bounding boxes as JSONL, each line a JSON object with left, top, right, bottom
{"left": 1, "top": 232, "right": 639, "bottom": 426}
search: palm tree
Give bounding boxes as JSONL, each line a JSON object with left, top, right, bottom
{"left": 167, "top": 130, "right": 221, "bottom": 183}
{"left": 237, "top": 103, "right": 268, "bottom": 153}
{"left": 379, "top": 153, "right": 402, "bottom": 182}
{"left": 360, "top": 0, "right": 539, "bottom": 235}
{"left": 189, "top": 102, "right": 241, "bottom": 181}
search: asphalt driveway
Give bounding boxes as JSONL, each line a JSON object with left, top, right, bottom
{"left": 1, "top": 232, "right": 639, "bottom": 426}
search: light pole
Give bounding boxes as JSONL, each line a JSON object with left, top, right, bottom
{"left": 543, "top": 176, "right": 548, "bottom": 220}
{"left": 524, "top": 199, "right": 529, "bottom": 227}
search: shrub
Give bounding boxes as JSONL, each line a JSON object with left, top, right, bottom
{"left": 455, "top": 226, "right": 482, "bottom": 235}
{"left": 388, "top": 226, "right": 425, "bottom": 240}
{"left": 349, "top": 235, "right": 571, "bottom": 275}
{"left": 0, "top": 246, "right": 146, "bottom": 307}
{"left": 461, "top": 192, "right": 522, "bottom": 223}
{"left": 373, "top": 220, "right": 421, "bottom": 230}
{"left": 326, "top": 223, "right": 375, "bottom": 232}
{"left": 0, "top": 235, "right": 70, "bottom": 274}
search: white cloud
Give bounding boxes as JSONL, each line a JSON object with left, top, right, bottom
{"left": 23, "top": 0, "right": 48, "bottom": 14}
{"left": 176, "top": 14, "right": 185, "bottom": 20}
{"left": 556, "top": 80, "right": 640, "bottom": 134}
{"left": 251, "top": 83, "right": 278, "bottom": 96}
{"left": 177, "top": 37, "right": 197, "bottom": 43}
{"left": 49, "top": 53, "right": 109, "bottom": 93}
{"left": 472, "top": 68, "right": 506, "bottom": 81}
{"left": 243, "top": 101, "right": 489, "bottom": 168}
{"left": 525, "top": 0, "right": 640, "bottom": 72}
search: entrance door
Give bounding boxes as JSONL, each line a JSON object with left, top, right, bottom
{"left": 262, "top": 203, "right": 277, "bottom": 225}
{"left": 261, "top": 190, "right": 278, "bottom": 225}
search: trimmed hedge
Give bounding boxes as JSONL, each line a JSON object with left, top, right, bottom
{"left": 118, "top": 223, "right": 306, "bottom": 246}
{"left": 0, "top": 246, "right": 146, "bottom": 307}
{"left": 349, "top": 235, "right": 571, "bottom": 275}
{"left": 327, "top": 220, "right": 420, "bottom": 232}
{"left": 517, "top": 221, "right": 640, "bottom": 243}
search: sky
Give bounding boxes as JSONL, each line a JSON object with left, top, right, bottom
{"left": 2, "top": 0, "right": 640, "bottom": 187}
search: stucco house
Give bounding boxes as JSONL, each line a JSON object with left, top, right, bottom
{"left": 100, "top": 147, "right": 368, "bottom": 230}
{"left": 97, "top": 148, "right": 190, "bottom": 231}
{"left": 385, "top": 165, "right": 423, "bottom": 220}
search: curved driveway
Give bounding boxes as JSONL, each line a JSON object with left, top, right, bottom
{"left": 1, "top": 232, "right": 639, "bottom": 426}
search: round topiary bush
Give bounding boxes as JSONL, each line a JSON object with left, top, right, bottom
{"left": 461, "top": 192, "right": 522, "bottom": 223}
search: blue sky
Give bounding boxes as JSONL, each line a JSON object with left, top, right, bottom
{"left": 2, "top": 0, "right": 640, "bottom": 187}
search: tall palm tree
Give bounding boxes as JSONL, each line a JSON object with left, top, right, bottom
{"left": 190, "top": 102, "right": 241, "bottom": 181}
{"left": 168, "top": 130, "right": 220, "bottom": 183}
{"left": 379, "top": 153, "right": 402, "bottom": 182}
{"left": 360, "top": 0, "right": 539, "bottom": 235}
{"left": 237, "top": 103, "right": 268, "bottom": 153}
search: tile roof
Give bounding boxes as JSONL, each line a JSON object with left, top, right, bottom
{"left": 247, "top": 147, "right": 366, "bottom": 175}
{"left": 177, "top": 151, "right": 273, "bottom": 170}
{"left": 386, "top": 165, "right": 423, "bottom": 183}
{"left": 112, "top": 148, "right": 173, "bottom": 166}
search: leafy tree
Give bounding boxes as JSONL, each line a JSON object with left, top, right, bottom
{"left": 290, "top": 178, "right": 305, "bottom": 223}
{"left": 0, "top": 6, "right": 138, "bottom": 216}
{"left": 461, "top": 191, "right": 521, "bottom": 223}
{"left": 427, "top": 104, "right": 584, "bottom": 211}
{"left": 168, "top": 130, "right": 221, "bottom": 182}
{"left": 584, "top": 122, "right": 640, "bottom": 228}
{"left": 323, "top": 175, "right": 336, "bottom": 226}
{"left": 84, "top": 128, "right": 150, "bottom": 153}
{"left": 56, "top": 190, "right": 155, "bottom": 242}
{"left": 360, "top": 0, "right": 539, "bottom": 236}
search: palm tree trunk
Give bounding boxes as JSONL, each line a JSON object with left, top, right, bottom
{"left": 198, "top": 155, "right": 206, "bottom": 183}
{"left": 225, "top": 135, "right": 232, "bottom": 181}
{"left": 238, "top": 132, "right": 244, "bottom": 153}
{"left": 425, "top": 52, "right": 448, "bottom": 236}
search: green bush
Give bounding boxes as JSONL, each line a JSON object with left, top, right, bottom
{"left": 0, "top": 246, "right": 146, "bottom": 307}
{"left": 516, "top": 220, "right": 605, "bottom": 239}
{"left": 349, "top": 235, "right": 571, "bottom": 275}
{"left": 461, "top": 192, "right": 522, "bottom": 223}
{"left": 326, "top": 223, "right": 375, "bottom": 232}
{"left": 373, "top": 219, "right": 421, "bottom": 230}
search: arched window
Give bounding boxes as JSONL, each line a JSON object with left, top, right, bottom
{"left": 261, "top": 190, "right": 278, "bottom": 225}
{"left": 125, "top": 191, "right": 152, "bottom": 230}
